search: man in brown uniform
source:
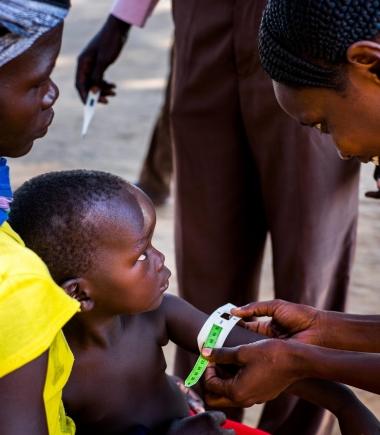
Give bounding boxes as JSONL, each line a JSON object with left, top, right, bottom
{"left": 76, "top": 1, "right": 360, "bottom": 433}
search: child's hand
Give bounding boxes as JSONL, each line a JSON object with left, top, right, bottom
{"left": 165, "top": 411, "right": 235, "bottom": 435}
{"left": 232, "top": 299, "right": 326, "bottom": 346}
{"left": 173, "top": 376, "right": 205, "bottom": 414}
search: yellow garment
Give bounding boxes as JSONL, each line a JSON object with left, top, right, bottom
{"left": 0, "top": 222, "right": 80, "bottom": 434}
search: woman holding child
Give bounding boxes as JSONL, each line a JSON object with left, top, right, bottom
{"left": 204, "top": 0, "right": 380, "bottom": 417}
{"left": 0, "top": 1, "right": 81, "bottom": 434}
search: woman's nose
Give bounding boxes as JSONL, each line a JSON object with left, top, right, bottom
{"left": 42, "top": 80, "right": 59, "bottom": 110}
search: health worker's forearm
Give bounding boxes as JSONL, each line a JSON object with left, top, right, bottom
{"left": 292, "top": 342, "right": 380, "bottom": 394}
{"left": 320, "top": 311, "right": 380, "bottom": 352}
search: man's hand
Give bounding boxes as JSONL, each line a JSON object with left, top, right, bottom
{"left": 165, "top": 411, "right": 234, "bottom": 434}
{"left": 232, "top": 299, "right": 326, "bottom": 347}
{"left": 203, "top": 339, "right": 300, "bottom": 408}
{"left": 76, "top": 14, "right": 130, "bottom": 104}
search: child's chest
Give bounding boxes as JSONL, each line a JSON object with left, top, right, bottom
{"left": 63, "top": 321, "right": 188, "bottom": 433}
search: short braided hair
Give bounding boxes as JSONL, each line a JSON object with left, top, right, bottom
{"left": 259, "top": 0, "right": 380, "bottom": 89}
{"left": 9, "top": 170, "right": 139, "bottom": 284}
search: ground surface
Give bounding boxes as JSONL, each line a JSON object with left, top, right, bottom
{"left": 10, "top": 0, "right": 379, "bottom": 432}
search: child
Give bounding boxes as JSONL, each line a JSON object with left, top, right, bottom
{"left": 9, "top": 170, "right": 379, "bottom": 435}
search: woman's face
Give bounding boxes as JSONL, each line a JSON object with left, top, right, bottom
{"left": 273, "top": 68, "right": 380, "bottom": 163}
{"left": 0, "top": 24, "right": 63, "bottom": 157}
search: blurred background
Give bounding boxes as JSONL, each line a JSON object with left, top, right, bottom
{"left": 9, "top": 0, "right": 380, "bottom": 430}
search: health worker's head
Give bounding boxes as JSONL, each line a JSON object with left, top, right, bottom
{"left": 259, "top": 0, "right": 380, "bottom": 163}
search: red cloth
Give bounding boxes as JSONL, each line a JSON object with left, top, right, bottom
{"left": 223, "top": 419, "right": 270, "bottom": 435}
{"left": 189, "top": 410, "right": 269, "bottom": 435}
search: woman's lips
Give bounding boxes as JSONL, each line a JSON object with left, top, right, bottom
{"left": 35, "top": 110, "right": 55, "bottom": 137}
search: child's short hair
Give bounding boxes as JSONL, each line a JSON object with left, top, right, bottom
{"left": 9, "top": 170, "right": 137, "bottom": 283}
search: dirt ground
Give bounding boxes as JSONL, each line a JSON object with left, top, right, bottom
{"left": 10, "top": 0, "right": 379, "bottom": 432}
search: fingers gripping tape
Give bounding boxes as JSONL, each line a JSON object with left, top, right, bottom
{"left": 184, "top": 303, "right": 241, "bottom": 388}
{"left": 197, "top": 303, "right": 241, "bottom": 352}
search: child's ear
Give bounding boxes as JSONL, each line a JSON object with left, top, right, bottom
{"left": 61, "top": 278, "right": 95, "bottom": 312}
{"left": 347, "top": 41, "right": 380, "bottom": 83}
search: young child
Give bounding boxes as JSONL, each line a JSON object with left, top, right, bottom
{"left": 9, "top": 170, "right": 379, "bottom": 435}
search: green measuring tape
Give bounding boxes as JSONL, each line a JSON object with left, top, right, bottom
{"left": 184, "top": 324, "right": 223, "bottom": 388}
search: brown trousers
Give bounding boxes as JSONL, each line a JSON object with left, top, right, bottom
{"left": 137, "top": 49, "right": 173, "bottom": 199}
{"left": 170, "top": 1, "right": 360, "bottom": 434}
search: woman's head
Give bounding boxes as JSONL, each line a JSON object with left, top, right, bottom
{"left": 0, "top": 0, "right": 70, "bottom": 157}
{"left": 259, "top": 0, "right": 380, "bottom": 162}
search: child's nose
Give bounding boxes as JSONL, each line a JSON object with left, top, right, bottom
{"left": 42, "top": 80, "right": 59, "bottom": 110}
{"left": 155, "top": 249, "right": 165, "bottom": 271}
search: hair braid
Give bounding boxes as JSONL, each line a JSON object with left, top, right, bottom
{"left": 259, "top": 0, "right": 380, "bottom": 89}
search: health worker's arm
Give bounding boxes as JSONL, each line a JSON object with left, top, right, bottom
{"left": 234, "top": 299, "right": 380, "bottom": 353}
{"left": 289, "top": 380, "right": 380, "bottom": 435}
{"left": 0, "top": 352, "right": 49, "bottom": 435}
{"left": 204, "top": 339, "right": 380, "bottom": 408}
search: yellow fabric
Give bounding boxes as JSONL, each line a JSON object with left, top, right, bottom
{"left": 0, "top": 222, "right": 80, "bottom": 434}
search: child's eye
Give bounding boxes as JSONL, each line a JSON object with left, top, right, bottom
{"left": 137, "top": 253, "right": 147, "bottom": 261}
{"left": 313, "top": 121, "right": 329, "bottom": 134}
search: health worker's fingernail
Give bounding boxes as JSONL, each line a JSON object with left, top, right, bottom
{"left": 202, "top": 348, "right": 212, "bottom": 357}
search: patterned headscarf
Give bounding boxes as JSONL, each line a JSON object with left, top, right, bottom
{"left": 0, "top": 0, "right": 69, "bottom": 225}
{"left": 0, "top": 0, "right": 70, "bottom": 68}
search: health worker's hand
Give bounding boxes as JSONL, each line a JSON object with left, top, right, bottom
{"left": 203, "top": 339, "right": 300, "bottom": 408}
{"left": 165, "top": 411, "right": 234, "bottom": 435}
{"left": 76, "top": 14, "right": 130, "bottom": 104}
{"left": 232, "top": 299, "right": 326, "bottom": 347}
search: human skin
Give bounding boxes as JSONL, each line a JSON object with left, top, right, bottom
{"left": 0, "top": 25, "right": 62, "bottom": 157}
{"left": 272, "top": 40, "right": 380, "bottom": 163}
{"left": 57, "top": 185, "right": 378, "bottom": 434}
{"left": 234, "top": 299, "right": 380, "bottom": 353}
{"left": 0, "top": 25, "right": 63, "bottom": 435}
{"left": 61, "top": 186, "right": 257, "bottom": 434}
{"left": 75, "top": 14, "right": 129, "bottom": 103}
{"left": 204, "top": 339, "right": 380, "bottom": 407}
{"left": 202, "top": 38, "right": 380, "bottom": 411}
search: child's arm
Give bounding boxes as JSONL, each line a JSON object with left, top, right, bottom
{"left": 160, "top": 294, "right": 264, "bottom": 353}
{"left": 289, "top": 380, "right": 380, "bottom": 435}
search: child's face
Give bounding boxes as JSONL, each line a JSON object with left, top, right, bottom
{"left": 84, "top": 188, "right": 171, "bottom": 315}
{"left": 0, "top": 25, "right": 62, "bottom": 157}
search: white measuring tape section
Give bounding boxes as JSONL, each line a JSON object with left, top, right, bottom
{"left": 184, "top": 303, "right": 241, "bottom": 388}
{"left": 197, "top": 303, "right": 241, "bottom": 352}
